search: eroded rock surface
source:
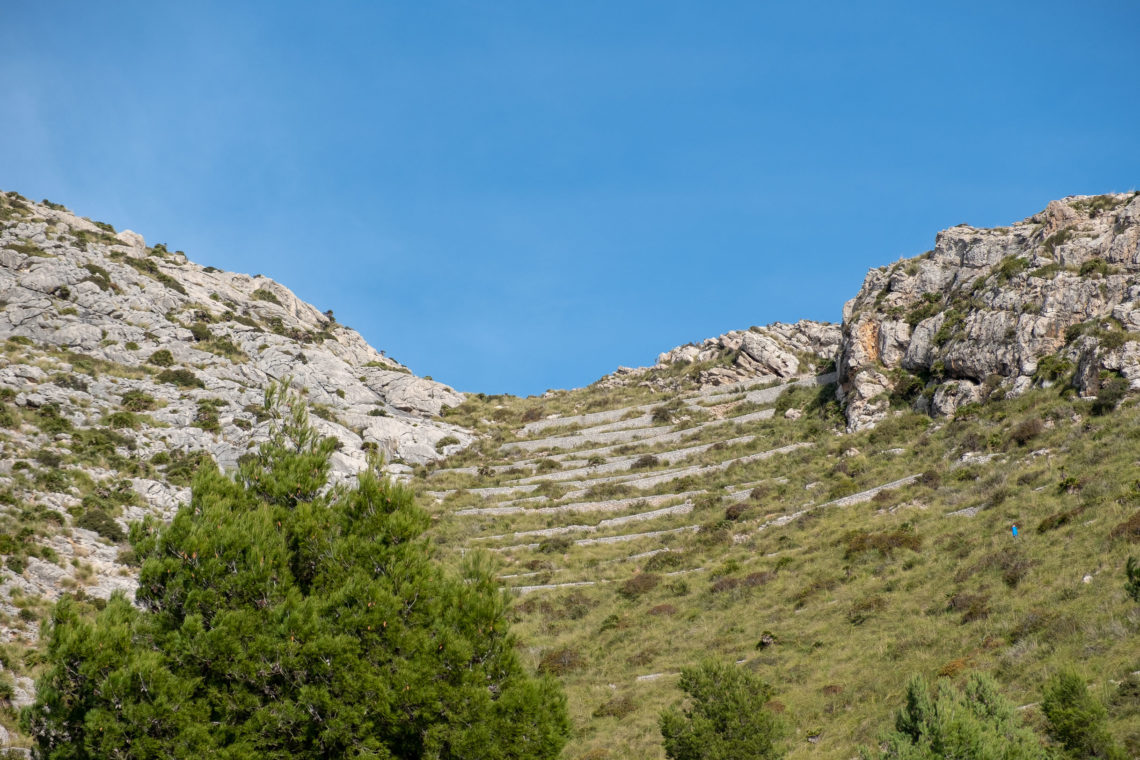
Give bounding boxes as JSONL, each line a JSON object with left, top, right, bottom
{"left": 837, "top": 193, "right": 1140, "bottom": 429}
{"left": 0, "top": 192, "right": 474, "bottom": 641}
{"left": 599, "top": 320, "right": 841, "bottom": 390}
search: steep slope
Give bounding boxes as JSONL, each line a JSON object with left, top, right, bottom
{"left": 415, "top": 194, "right": 1140, "bottom": 759}
{"left": 838, "top": 192, "right": 1140, "bottom": 430}
{"left": 422, "top": 359, "right": 1140, "bottom": 760}
{"left": 2, "top": 188, "right": 1140, "bottom": 757}
{"left": 0, "top": 191, "right": 473, "bottom": 686}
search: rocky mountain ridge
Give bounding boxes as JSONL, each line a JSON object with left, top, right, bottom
{"left": 597, "top": 320, "right": 841, "bottom": 390}
{"left": 0, "top": 191, "right": 472, "bottom": 658}
{"left": 600, "top": 192, "right": 1140, "bottom": 435}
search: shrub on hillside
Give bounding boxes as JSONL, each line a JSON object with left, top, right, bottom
{"left": 947, "top": 591, "right": 990, "bottom": 623}
{"left": 861, "top": 673, "right": 1050, "bottom": 759}
{"left": 147, "top": 349, "right": 174, "bottom": 367}
{"left": 618, "top": 573, "right": 661, "bottom": 599}
{"left": 1092, "top": 375, "right": 1129, "bottom": 415}
{"left": 1127, "top": 557, "right": 1140, "bottom": 603}
{"left": 119, "top": 389, "right": 156, "bottom": 412}
{"left": 1042, "top": 669, "right": 1126, "bottom": 760}
{"left": 74, "top": 510, "right": 125, "bottom": 542}
{"left": 843, "top": 530, "right": 922, "bottom": 559}
{"left": 538, "top": 647, "right": 584, "bottom": 676}
{"left": 1009, "top": 418, "right": 1044, "bottom": 446}
{"left": 631, "top": 454, "right": 660, "bottom": 470}
{"left": 724, "top": 502, "right": 749, "bottom": 521}
{"left": 594, "top": 693, "right": 636, "bottom": 719}
{"left": 1038, "top": 505, "right": 1087, "bottom": 533}
{"left": 1110, "top": 511, "right": 1140, "bottom": 542}
{"left": 156, "top": 368, "right": 204, "bottom": 388}
{"left": 659, "top": 660, "right": 784, "bottom": 760}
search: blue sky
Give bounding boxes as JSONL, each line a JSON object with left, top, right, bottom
{"left": 2, "top": 2, "right": 1138, "bottom": 395}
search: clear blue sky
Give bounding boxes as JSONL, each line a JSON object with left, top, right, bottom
{"left": 2, "top": 2, "right": 1137, "bottom": 395}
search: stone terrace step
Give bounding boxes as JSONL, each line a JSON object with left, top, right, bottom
{"left": 502, "top": 406, "right": 776, "bottom": 455}
{"left": 519, "top": 405, "right": 657, "bottom": 436}
{"left": 494, "top": 524, "right": 700, "bottom": 553}
{"left": 502, "top": 422, "right": 673, "bottom": 453}
{"left": 475, "top": 502, "right": 695, "bottom": 542}
{"left": 514, "top": 435, "right": 758, "bottom": 484}
{"left": 454, "top": 490, "right": 703, "bottom": 517}
{"left": 517, "top": 412, "right": 657, "bottom": 441}
{"left": 548, "top": 441, "right": 811, "bottom": 497}
{"left": 731, "top": 473, "right": 922, "bottom": 542}
{"left": 512, "top": 374, "right": 816, "bottom": 436}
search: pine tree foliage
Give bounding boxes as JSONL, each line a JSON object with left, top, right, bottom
{"left": 658, "top": 659, "right": 785, "bottom": 760}
{"left": 862, "top": 673, "right": 1052, "bottom": 760}
{"left": 1126, "top": 556, "right": 1140, "bottom": 603}
{"left": 1040, "top": 670, "right": 1125, "bottom": 760}
{"left": 23, "top": 384, "right": 570, "bottom": 759}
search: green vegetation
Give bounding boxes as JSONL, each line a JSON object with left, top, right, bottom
{"left": 156, "top": 368, "right": 204, "bottom": 388}
{"left": 660, "top": 660, "right": 784, "bottom": 760}
{"left": 1126, "top": 557, "right": 1140, "bottom": 603}
{"left": 863, "top": 673, "right": 1047, "bottom": 759}
{"left": 416, "top": 373, "right": 1140, "bottom": 759}
{"left": 1041, "top": 670, "right": 1125, "bottom": 760}
{"left": 251, "top": 287, "right": 281, "bottom": 305}
{"left": 118, "top": 254, "right": 188, "bottom": 295}
{"left": 147, "top": 348, "right": 174, "bottom": 367}
{"left": 25, "top": 387, "right": 570, "bottom": 759}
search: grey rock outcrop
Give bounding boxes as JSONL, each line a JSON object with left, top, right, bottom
{"left": 836, "top": 192, "right": 1140, "bottom": 429}
{"left": 0, "top": 191, "right": 475, "bottom": 637}
{"left": 598, "top": 320, "right": 841, "bottom": 390}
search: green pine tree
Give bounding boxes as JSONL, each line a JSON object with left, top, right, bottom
{"left": 23, "top": 383, "right": 570, "bottom": 759}
{"left": 659, "top": 659, "right": 785, "bottom": 760}
{"left": 1041, "top": 669, "right": 1125, "bottom": 760}
{"left": 862, "top": 673, "right": 1053, "bottom": 760}
{"left": 1125, "top": 556, "right": 1140, "bottom": 603}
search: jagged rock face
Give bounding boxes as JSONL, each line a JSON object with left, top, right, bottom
{"left": 837, "top": 192, "right": 1140, "bottom": 430}
{"left": 0, "top": 191, "right": 473, "bottom": 622}
{"left": 600, "top": 320, "right": 841, "bottom": 390}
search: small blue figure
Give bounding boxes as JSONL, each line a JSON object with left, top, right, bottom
{"left": 1011, "top": 524, "right": 1019, "bottom": 537}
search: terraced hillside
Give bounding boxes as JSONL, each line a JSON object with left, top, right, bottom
{"left": 417, "top": 370, "right": 1140, "bottom": 759}
{"left": 3, "top": 188, "right": 1140, "bottom": 756}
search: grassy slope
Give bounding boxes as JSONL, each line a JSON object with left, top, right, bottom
{"left": 420, "top": 374, "right": 1140, "bottom": 759}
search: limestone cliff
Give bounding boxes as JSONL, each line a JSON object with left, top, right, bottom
{"left": 0, "top": 191, "right": 472, "bottom": 649}
{"left": 836, "top": 192, "right": 1140, "bottom": 429}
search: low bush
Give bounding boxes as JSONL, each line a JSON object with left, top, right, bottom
{"left": 593, "top": 694, "right": 636, "bottom": 719}
{"left": 1038, "top": 505, "right": 1086, "bottom": 533}
{"left": 1110, "top": 511, "right": 1140, "bottom": 542}
{"left": 843, "top": 530, "right": 921, "bottom": 559}
{"left": 157, "top": 369, "right": 204, "bottom": 388}
{"left": 1009, "top": 418, "right": 1044, "bottom": 445}
{"left": 251, "top": 288, "right": 281, "bottom": 305}
{"left": 631, "top": 454, "right": 660, "bottom": 470}
{"left": 148, "top": 349, "right": 174, "bottom": 367}
{"left": 434, "top": 435, "right": 460, "bottom": 453}
{"left": 947, "top": 591, "right": 990, "bottom": 623}
{"left": 538, "top": 647, "right": 584, "bottom": 676}
{"left": 120, "top": 390, "right": 156, "bottom": 412}
{"left": 618, "top": 573, "right": 660, "bottom": 599}
{"left": 74, "top": 510, "right": 126, "bottom": 542}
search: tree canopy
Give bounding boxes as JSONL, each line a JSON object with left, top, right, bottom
{"left": 659, "top": 659, "right": 785, "bottom": 760}
{"left": 862, "top": 673, "right": 1051, "bottom": 760}
{"left": 24, "top": 385, "right": 570, "bottom": 759}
